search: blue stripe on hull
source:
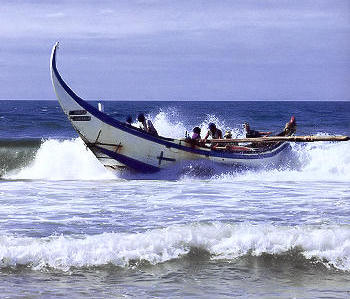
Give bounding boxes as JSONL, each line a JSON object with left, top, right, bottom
{"left": 52, "top": 45, "right": 290, "bottom": 161}
{"left": 95, "top": 146, "right": 160, "bottom": 173}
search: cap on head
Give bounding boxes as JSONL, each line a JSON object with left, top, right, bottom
{"left": 208, "top": 123, "right": 216, "bottom": 130}
{"left": 224, "top": 131, "right": 232, "bottom": 138}
{"left": 137, "top": 113, "right": 145, "bottom": 122}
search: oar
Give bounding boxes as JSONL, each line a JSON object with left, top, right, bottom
{"left": 208, "top": 135, "right": 350, "bottom": 144}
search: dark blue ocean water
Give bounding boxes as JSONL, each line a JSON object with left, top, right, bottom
{"left": 1, "top": 100, "right": 349, "bottom": 139}
{"left": 0, "top": 100, "right": 350, "bottom": 298}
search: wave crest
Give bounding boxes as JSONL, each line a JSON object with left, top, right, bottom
{"left": 1, "top": 223, "right": 350, "bottom": 271}
{"left": 4, "top": 138, "right": 115, "bottom": 180}
{"left": 1, "top": 109, "right": 349, "bottom": 181}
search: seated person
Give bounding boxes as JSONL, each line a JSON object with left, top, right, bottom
{"left": 244, "top": 122, "right": 271, "bottom": 138}
{"left": 203, "top": 123, "right": 223, "bottom": 140}
{"left": 277, "top": 116, "right": 297, "bottom": 136}
{"left": 224, "top": 130, "right": 232, "bottom": 139}
{"left": 203, "top": 123, "right": 223, "bottom": 149}
{"left": 185, "top": 126, "right": 202, "bottom": 146}
{"left": 126, "top": 115, "right": 133, "bottom": 126}
{"left": 283, "top": 116, "right": 296, "bottom": 136}
{"left": 224, "top": 130, "right": 235, "bottom": 148}
{"left": 137, "top": 113, "right": 158, "bottom": 136}
{"left": 223, "top": 130, "right": 251, "bottom": 151}
{"left": 192, "top": 127, "right": 201, "bottom": 141}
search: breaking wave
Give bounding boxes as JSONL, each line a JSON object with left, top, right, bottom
{"left": 1, "top": 110, "right": 349, "bottom": 181}
{"left": 0, "top": 139, "right": 41, "bottom": 177}
{"left": 1, "top": 223, "right": 350, "bottom": 271}
{"left": 3, "top": 138, "right": 115, "bottom": 180}
{"left": 207, "top": 141, "right": 350, "bottom": 182}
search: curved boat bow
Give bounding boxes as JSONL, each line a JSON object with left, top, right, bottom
{"left": 50, "top": 43, "right": 290, "bottom": 173}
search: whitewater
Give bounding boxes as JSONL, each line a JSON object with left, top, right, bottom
{"left": 0, "top": 100, "right": 349, "bottom": 298}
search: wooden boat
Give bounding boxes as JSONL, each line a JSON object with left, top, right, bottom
{"left": 49, "top": 43, "right": 295, "bottom": 173}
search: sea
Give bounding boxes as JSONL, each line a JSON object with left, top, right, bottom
{"left": 0, "top": 100, "right": 350, "bottom": 298}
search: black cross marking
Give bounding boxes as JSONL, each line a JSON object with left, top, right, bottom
{"left": 157, "top": 151, "right": 176, "bottom": 165}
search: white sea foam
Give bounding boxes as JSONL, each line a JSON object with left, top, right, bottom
{"left": 149, "top": 111, "right": 350, "bottom": 182}
{"left": 152, "top": 110, "right": 188, "bottom": 139}
{"left": 211, "top": 141, "right": 350, "bottom": 182}
{"left": 1, "top": 223, "right": 349, "bottom": 271}
{"left": 5, "top": 138, "right": 116, "bottom": 180}
{"left": 149, "top": 110, "right": 240, "bottom": 139}
{"left": 5, "top": 110, "right": 350, "bottom": 181}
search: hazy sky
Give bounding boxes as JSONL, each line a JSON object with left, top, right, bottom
{"left": 1, "top": 0, "right": 349, "bottom": 100}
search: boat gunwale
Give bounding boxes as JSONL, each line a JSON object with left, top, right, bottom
{"left": 51, "top": 43, "right": 289, "bottom": 160}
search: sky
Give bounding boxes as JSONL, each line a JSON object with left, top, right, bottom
{"left": 0, "top": 0, "right": 349, "bottom": 101}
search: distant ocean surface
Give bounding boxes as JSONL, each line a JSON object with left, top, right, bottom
{"left": 1, "top": 100, "right": 350, "bottom": 298}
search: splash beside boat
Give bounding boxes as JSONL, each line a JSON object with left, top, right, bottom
{"left": 50, "top": 43, "right": 291, "bottom": 173}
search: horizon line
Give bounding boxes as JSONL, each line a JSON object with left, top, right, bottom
{"left": 0, "top": 98, "right": 349, "bottom": 102}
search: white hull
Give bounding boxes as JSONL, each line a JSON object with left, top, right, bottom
{"left": 50, "top": 43, "right": 290, "bottom": 173}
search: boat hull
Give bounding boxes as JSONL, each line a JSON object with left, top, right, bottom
{"left": 50, "top": 43, "right": 290, "bottom": 173}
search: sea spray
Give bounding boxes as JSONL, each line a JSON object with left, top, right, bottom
{"left": 5, "top": 138, "right": 116, "bottom": 180}
{"left": 4, "top": 136, "right": 350, "bottom": 182}
{"left": 207, "top": 141, "right": 350, "bottom": 182}
{"left": 148, "top": 109, "right": 242, "bottom": 139}
{"left": 2, "top": 108, "right": 350, "bottom": 181}
{"left": 2, "top": 100, "right": 350, "bottom": 297}
{"left": 152, "top": 110, "right": 188, "bottom": 139}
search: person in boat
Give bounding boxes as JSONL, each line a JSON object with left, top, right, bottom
{"left": 224, "top": 130, "right": 235, "bottom": 145}
{"left": 203, "top": 123, "right": 223, "bottom": 149}
{"left": 137, "top": 113, "right": 158, "bottom": 136}
{"left": 283, "top": 116, "right": 297, "bottom": 136}
{"left": 224, "top": 130, "right": 232, "bottom": 139}
{"left": 276, "top": 116, "right": 297, "bottom": 136}
{"left": 223, "top": 130, "right": 235, "bottom": 150}
{"left": 185, "top": 126, "right": 202, "bottom": 146}
{"left": 244, "top": 122, "right": 271, "bottom": 138}
{"left": 192, "top": 127, "right": 201, "bottom": 141}
{"left": 126, "top": 115, "right": 133, "bottom": 126}
{"left": 222, "top": 130, "right": 251, "bottom": 152}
